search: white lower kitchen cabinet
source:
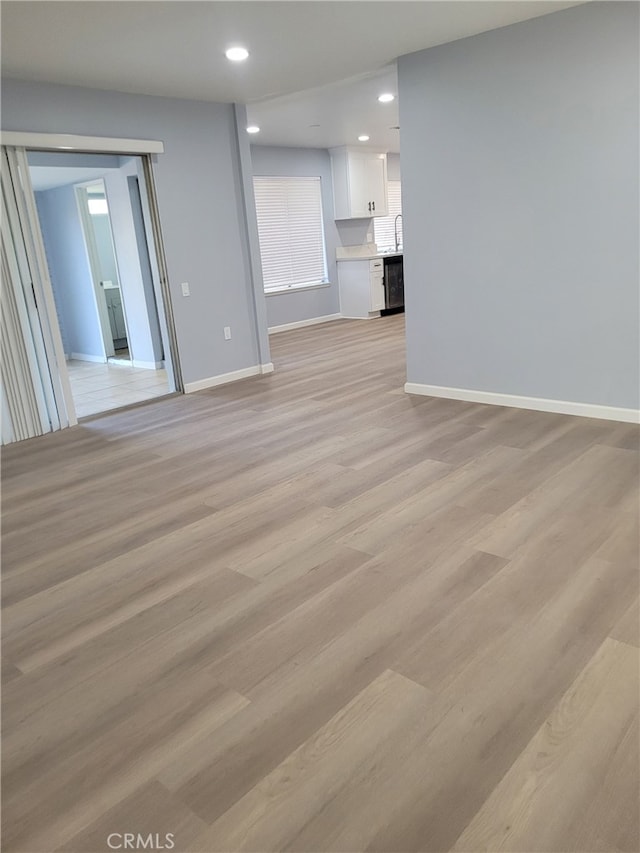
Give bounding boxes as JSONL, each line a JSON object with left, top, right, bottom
{"left": 337, "top": 258, "right": 385, "bottom": 319}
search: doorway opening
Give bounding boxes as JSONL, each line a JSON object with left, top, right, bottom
{"left": 28, "top": 151, "right": 175, "bottom": 418}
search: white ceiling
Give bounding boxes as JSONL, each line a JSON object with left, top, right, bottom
{"left": 2, "top": 1, "right": 583, "bottom": 152}
{"left": 247, "top": 65, "right": 401, "bottom": 152}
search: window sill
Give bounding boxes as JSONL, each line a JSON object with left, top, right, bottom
{"left": 264, "top": 282, "right": 332, "bottom": 297}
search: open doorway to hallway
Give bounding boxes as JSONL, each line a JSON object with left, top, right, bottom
{"left": 29, "top": 151, "right": 174, "bottom": 417}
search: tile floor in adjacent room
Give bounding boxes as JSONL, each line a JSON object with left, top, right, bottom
{"left": 66, "top": 358, "right": 170, "bottom": 418}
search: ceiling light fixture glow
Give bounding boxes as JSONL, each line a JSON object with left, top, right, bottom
{"left": 378, "top": 93, "right": 395, "bottom": 103}
{"left": 358, "top": 135, "right": 370, "bottom": 142}
{"left": 225, "top": 46, "right": 249, "bottom": 61}
{"left": 246, "top": 125, "right": 260, "bottom": 134}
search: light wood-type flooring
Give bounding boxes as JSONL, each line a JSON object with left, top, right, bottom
{"left": 2, "top": 315, "right": 639, "bottom": 853}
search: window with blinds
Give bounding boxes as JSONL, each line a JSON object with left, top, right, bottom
{"left": 253, "top": 176, "right": 328, "bottom": 292}
{"left": 373, "top": 181, "right": 403, "bottom": 251}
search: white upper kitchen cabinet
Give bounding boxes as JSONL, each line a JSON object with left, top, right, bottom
{"left": 330, "top": 147, "right": 388, "bottom": 219}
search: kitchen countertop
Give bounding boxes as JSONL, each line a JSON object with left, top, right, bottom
{"left": 336, "top": 251, "right": 403, "bottom": 262}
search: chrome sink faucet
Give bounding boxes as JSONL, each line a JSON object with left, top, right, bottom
{"left": 394, "top": 214, "right": 403, "bottom": 252}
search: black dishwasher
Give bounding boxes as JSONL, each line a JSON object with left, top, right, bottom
{"left": 382, "top": 255, "right": 404, "bottom": 314}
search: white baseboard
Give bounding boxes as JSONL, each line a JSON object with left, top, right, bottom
{"left": 106, "top": 358, "right": 165, "bottom": 370}
{"left": 132, "top": 359, "right": 164, "bottom": 370}
{"left": 404, "top": 382, "right": 640, "bottom": 424}
{"left": 339, "top": 312, "right": 381, "bottom": 320}
{"left": 70, "top": 352, "right": 107, "bottom": 363}
{"left": 268, "top": 313, "right": 342, "bottom": 334}
{"left": 184, "top": 363, "right": 274, "bottom": 394}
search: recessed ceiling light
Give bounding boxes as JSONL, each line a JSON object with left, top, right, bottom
{"left": 378, "top": 93, "right": 395, "bottom": 103}
{"left": 358, "top": 135, "right": 370, "bottom": 142}
{"left": 225, "top": 46, "right": 249, "bottom": 61}
{"left": 246, "top": 125, "right": 260, "bottom": 134}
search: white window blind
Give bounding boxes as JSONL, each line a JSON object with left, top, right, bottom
{"left": 373, "top": 181, "right": 403, "bottom": 250}
{"left": 253, "top": 176, "right": 328, "bottom": 291}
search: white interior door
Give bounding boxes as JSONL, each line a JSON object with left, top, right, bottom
{"left": 1, "top": 146, "right": 76, "bottom": 443}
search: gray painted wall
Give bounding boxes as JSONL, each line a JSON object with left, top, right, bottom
{"left": 3, "top": 79, "right": 266, "bottom": 385}
{"left": 399, "top": 2, "right": 639, "bottom": 410}
{"left": 250, "top": 145, "right": 340, "bottom": 328}
{"left": 35, "top": 185, "right": 105, "bottom": 359}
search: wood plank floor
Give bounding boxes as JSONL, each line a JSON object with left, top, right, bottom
{"left": 2, "top": 314, "right": 639, "bottom": 853}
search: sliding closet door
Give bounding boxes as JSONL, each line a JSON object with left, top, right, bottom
{"left": 1, "top": 146, "right": 76, "bottom": 443}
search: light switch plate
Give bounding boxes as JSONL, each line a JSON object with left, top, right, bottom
{"left": 181, "top": 282, "right": 190, "bottom": 297}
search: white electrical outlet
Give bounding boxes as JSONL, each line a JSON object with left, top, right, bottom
{"left": 181, "top": 282, "right": 190, "bottom": 297}
{"left": 224, "top": 326, "right": 232, "bottom": 340}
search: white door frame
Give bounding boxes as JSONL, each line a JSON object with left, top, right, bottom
{"left": 1, "top": 131, "right": 164, "bottom": 155}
